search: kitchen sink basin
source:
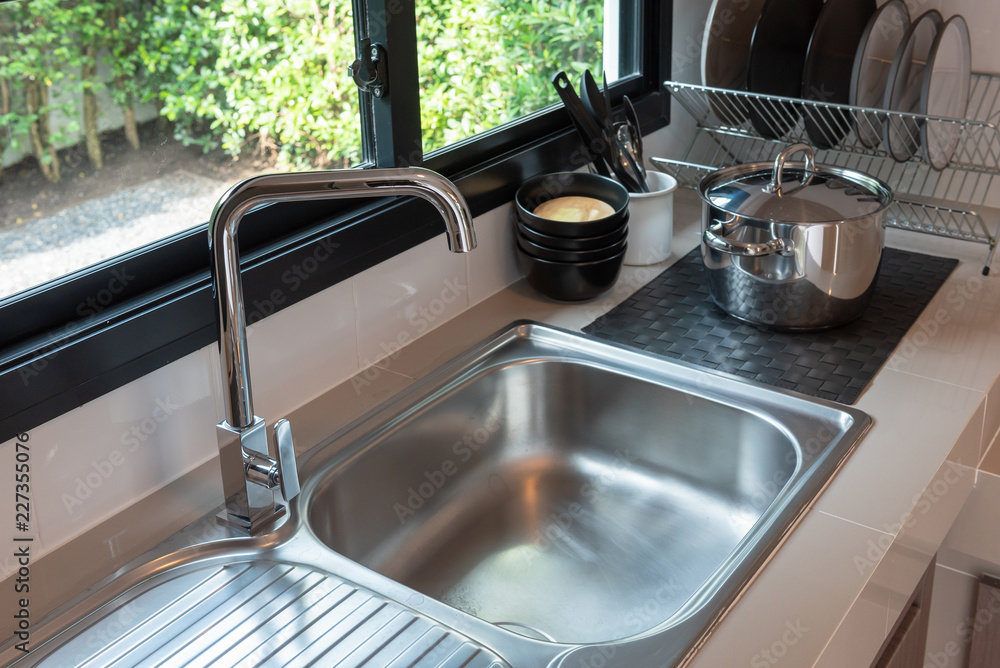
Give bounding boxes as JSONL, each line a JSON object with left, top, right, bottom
{"left": 308, "top": 352, "right": 795, "bottom": 644}
{"left": 299, "top": 321, "right": 871, "bottom": 665}
{"left": 5, "top": 322, "right": 869, "bottom": 668}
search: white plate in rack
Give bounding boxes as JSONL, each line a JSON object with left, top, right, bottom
{"left": 883, "top": 9, "right": 944, "bottom": 161}
{"left": 850, "top": 0, "right": 911, "bottom": 148}
{"left": 921, "top": 15, "right": 972, "bottom": 170}
{"left": 700, "top": 0, "right": 768, "bottom": 125}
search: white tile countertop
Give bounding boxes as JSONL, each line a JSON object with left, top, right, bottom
{"left": 8, "top": 187, "right": 1000, "bottom": 666}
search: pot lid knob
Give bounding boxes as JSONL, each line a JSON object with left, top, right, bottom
{"left": 764, "top": 144, "right": 816, "bottom": 196}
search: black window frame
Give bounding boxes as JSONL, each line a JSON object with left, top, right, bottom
{"left": 0, "top": 0, "right": 672, "bottom": 443}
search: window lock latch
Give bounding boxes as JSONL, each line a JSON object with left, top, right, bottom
{"left": 350, "top": 38, "right": 389, "bottom": 98}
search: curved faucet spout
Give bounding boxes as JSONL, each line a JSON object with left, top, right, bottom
{"left": 209, "top": 167, "right": 476, "bottom": 430}
{"left": 207, "top": 167, "right": 476, "bottom": 533}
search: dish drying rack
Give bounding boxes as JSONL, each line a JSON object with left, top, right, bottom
{"left": 656, "top": 73, "right": 1000, "bottom": 274}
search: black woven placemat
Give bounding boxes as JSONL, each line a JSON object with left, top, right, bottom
{"left": 583, "top": 247, "right": 959, "bottom": 404}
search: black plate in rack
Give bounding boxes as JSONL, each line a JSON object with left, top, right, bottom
{"left": 745, "top": 0, "right": 824, "bottom": 139}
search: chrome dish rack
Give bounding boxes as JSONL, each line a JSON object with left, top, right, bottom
{"left": 656, "top": 74, "right": 1000, "bottom": 274}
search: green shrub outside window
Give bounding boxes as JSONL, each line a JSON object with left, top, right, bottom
{"left": 0, "top": 0, "right": 606, "bottom": 180}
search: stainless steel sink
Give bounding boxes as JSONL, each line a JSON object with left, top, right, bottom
{"left": 4, "top": 322, "right": 870, "bottom": 668}
{"left": 299, "top": 321, "right": 871, "bottom": 665}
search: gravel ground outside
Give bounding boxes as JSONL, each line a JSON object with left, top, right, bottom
{"left": 0, "top": 170, "right": 231, "bottom": 299}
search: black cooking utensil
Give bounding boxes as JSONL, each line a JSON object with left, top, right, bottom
{"left": 582, "top": 70, "right": 613, "bottom": 134}
{"left": 746, "top": 0, "right": 824, "bottom": 139}
{"left": 552, "top": 72, "right": 649, "bottom": 193}
{"left": 552, "top": 71, "right": 612, "bottom": 177}
{"left": 801, "top": 0, "right": 877, "bottom": 149}
{"left": 601, "top": 72, "right": 614, "bottom": 132}
{"left": 611, "top": 133, "right": 649, "bottom": 193}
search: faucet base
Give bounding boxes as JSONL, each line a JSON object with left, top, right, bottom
{"left": 216, "top": 504, "right": 286, "bottom": 534}
{"left": 216, "top": 417, "right": 289, "bottom": 535}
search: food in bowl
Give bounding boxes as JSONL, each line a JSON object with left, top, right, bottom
{"left": 515, "top": 172, "right": 629, "bottom": 238}
{"left": 533, "top": 196, "right": 615, "bottom": 222}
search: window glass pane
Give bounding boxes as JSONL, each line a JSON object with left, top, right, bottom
{"left": 417, "top": 0, "right": 635, "bottom": 153}
{"left": 0, "top": 0, "right": 360, "bottom": 300}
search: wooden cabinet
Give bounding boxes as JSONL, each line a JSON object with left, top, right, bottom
{"left": 873, "top": 557, "right": 935, "bottom": 668}
{"left": 968, "top": 574, "right": 1000, "bottom": 668}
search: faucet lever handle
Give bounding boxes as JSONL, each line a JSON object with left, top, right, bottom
{"left": 272, "top": 419, "right": 300, "bottom": 502}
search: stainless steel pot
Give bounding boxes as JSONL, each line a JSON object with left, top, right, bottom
{"left": 698, "top": 144, "right": 892, "bottom": 330}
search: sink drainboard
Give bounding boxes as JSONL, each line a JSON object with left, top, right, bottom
{"left": 16, "top": 561, "right": 507, "bottom": 668}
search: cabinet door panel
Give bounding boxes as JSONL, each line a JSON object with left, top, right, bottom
{"left": 874, "top": 604, "right": 923, "bottom": 668}
{"left": 873, "top": 556, "right": 935, "bottom": 668}
{"left": 968, "top": 574, "right": 1000, "bottom": 668}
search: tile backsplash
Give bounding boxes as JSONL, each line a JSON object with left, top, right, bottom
{"left": 0, "top": 198, "right": 526, "bottom": 570}
{"left": 353, "top": 236, "right": 471, "bottom": 369}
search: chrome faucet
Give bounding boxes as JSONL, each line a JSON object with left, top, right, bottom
{"left": 208, "top": 168, "right": 477, "bottom": 534}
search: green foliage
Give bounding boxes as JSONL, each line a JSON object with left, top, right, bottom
{"left": 105, "top": 0, "right": 149, "bottom": 108}
{"left": 0, "top": 0, "right": 86, "bottom": 152}
{"left": 209, "top": 0, "right": 361, "bottom": 167}
{"left": 135, "top": 0, "right": 361, "bottom": 167}
{"left": 0, "top": 0, "right": 604, "bottom": 175}
{"left": 136, "top": 0, "right": 226, "bottom": 149}
{"left": 417, "top": 0, "right": 604, "bottom": 152}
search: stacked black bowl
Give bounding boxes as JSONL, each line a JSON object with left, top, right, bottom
{"left": 514, "top": 172, "right": 629, "bottom": 302}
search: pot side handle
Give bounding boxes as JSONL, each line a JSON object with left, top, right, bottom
{"left": 704, "top": 221, "right": 795, "bottom": 257}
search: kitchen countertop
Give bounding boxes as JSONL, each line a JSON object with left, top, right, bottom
{"left": 284, "top": 188, "right": 1000, "bottom": 666}
{"left": 14, "top": 188, "right": 1000, "bottom": 666}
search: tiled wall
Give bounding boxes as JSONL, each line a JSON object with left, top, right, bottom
{"left": 0, "top": 199, "right": 524, "bottom": 571}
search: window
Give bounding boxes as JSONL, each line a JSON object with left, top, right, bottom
{"left": 0, "top": 0, "right": 671, "bottom": 442}
{"left": 0, "top": 0, "right": 363, "bottom": 299}
{"left": 417, "top": 0, "right": 631, "bottom": 153}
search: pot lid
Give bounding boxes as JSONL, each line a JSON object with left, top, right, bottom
{"left": 699, "top": 144, "right": 893, "bottom": 224}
